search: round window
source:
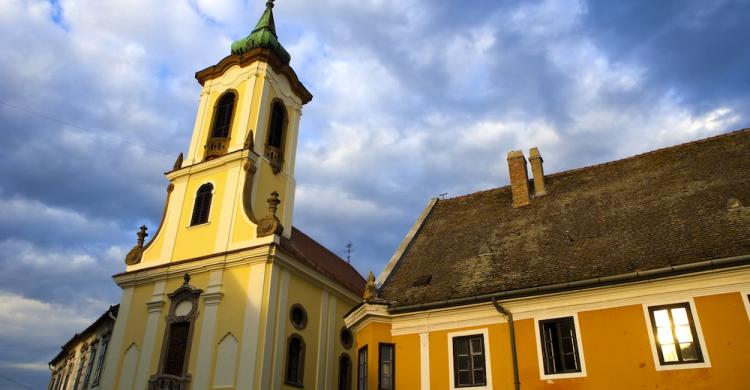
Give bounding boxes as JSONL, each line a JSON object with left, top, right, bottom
{"left": 340, "top": 327, "right": 353, "bottom": 349}
{"left": 290, "top": 304, "right": 307, "bottom": 330}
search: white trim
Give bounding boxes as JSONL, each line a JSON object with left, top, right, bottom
{"left": 236, "top": 262, "right": 267, "bottom": 390}
{"left": 133, "top": 281, "right": 166, "bottom": 389}
{"left": 193, "top": 270, "right": 224, "bottom": 389}
{"left": 324, "top": 294, "right": 337, "bottom": 389}
{"left": 315, "top": 291, "right": 330, "bottom": 390}
{"left": 379, "top": 266, "right": 750, "bottom": 336}
{"left": 641, "top": 297, "right": 711, "bottom": 371}
{"left": 741, "top": 289, "right": 750, "bottom": 322}
{"left": 532, "top": 312, "right": 587, "bottom": 380}
{"left": 446, "top": 328, "right": 493, "bottom": 390}
{"left": 270, "top": 269, "right": 290, "bottom": 390}
{"left": 258, "top": 263, "right": 280, "bottom": 390}
{"left": 419, "top": 332, "right": 430, "bottom": 390}
{"left": 99, "top": 287, "right": 133, "bottom": 389}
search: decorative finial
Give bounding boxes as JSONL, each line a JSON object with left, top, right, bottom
{"left": 125, "top": 225, "right": 148, "bottom": 265}
{"left": 173, "top": 153, "right": 184, "bottom": 170}
{"left": 363, "top": 271, "right": 378, "bottom": 302}
{"left": 268, "top": 191, "right": 281, "bottom": 215}
{"left": 266, "top": 0, "right": 275, "bottom": 9}
{"left": 183, "top": 273, "right": 191, "bottom": 286}
{"left": 136, "top": 225, "right": 149, "bottom": 247}
{"left": 256, "top": 191, "right": 284, "bottom": 237}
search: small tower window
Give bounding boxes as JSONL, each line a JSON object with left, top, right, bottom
{"left": 264, "top": 101, "right": 287, "bottom": 173}
{"left": 204, "top": 92, "right": 236, "bottom": 160}
{"left": 190, "top": 184, "right": 213, "bottom": 226}
{"left": 285, "top": 334, "right": 305, "bottom": 387}
{"left": 212, "top": 92, "right": 236, "bottom": 139}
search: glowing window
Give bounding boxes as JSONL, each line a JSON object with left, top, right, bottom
{"left": 648, "top": 303, "right": 704, "bottom": 365}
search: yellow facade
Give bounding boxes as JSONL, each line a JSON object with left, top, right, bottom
{"left": 100, "top": 7, "right": 365, "bottom": 389}
{"left": 347, "top": 268, "right": 750, "bottom": 389}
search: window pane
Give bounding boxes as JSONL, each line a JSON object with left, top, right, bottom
{"left": 456, "top": 339, "right": 469, "bottom": 355}
{"left": 671, "top": 308, "right": 689, "bottom": 325}
{"left": 675, "top": 325, "right": 693, "bottom": 343}
{"left": 656, "top": 326, "right": 674, "bottom": 345}
{"left": 457, "top": 370, "right": 470, "bottom": 385}
{"left": 660, "top": 344, "right": 678, "bottom": 362}
{"left": 472, "top": 355, "right": 485, "bottom": 369}
{"left": 653, "top": 309, "right": 671, "bottom": 327}
{"left": 470, "top": 338, "right": 482, "bottom": 354}
{"left": 680, "top": 343, "right": 699, "bottom": 361}
{"left": 474, "top": 368, "right": 486, "bottom": 384}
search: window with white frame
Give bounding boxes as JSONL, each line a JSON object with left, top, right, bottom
{"left": 452, "top": 334, "right": 487, "bottom": 387}
{"left": 647, "top": 303, "right": 704, "bottom": 365}
{"left": 539, "top": 316, "right": 581, "bottom": 375}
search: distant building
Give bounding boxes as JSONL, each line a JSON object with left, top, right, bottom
{"left": 346, "top": 129, "right": 750, "bottom": 389}
{"left": 48, "top": 305, "right": 118, "bottom": 390}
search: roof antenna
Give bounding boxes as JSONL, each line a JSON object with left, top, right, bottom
{"left": 346, "top": 241, "right": 353, "bottom": 264}
{"left": 439, "top": 192, "right": 448, "bottom": 200}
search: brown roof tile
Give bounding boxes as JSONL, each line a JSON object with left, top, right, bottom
{"left": 379, "top": 128, "right": 750, "bottom": 309}
{"left": 280, "top": 227, "right": 366, "bottom": 297}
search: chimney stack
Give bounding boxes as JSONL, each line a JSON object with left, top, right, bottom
{"left": 507, "top": 150, "right": 530, "bottom": 207}
{"left": 529, "top": 147, "right": 546, "bottom": 196}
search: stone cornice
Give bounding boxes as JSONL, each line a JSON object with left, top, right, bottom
{"left": 195, "top": 49, "right": 312, "bottom": 105}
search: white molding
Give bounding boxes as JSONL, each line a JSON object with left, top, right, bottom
{"left": 383, "top": 267, "right": 750, "bottom": 336}
{"left": 641, "top": 297, "right": 711, "bottom": 371}
{"left": 344, "top": 303, "right": 391, "bottom": 333}
{"left": 324, "top": 294, "right": 337, "bottom": 389}
{"left": 419, "top": 332, "right": 430, "bottom": 390}
{"left": 236, "top": 262, "right": 267, "bottom": 390}
{"left": 133, "top": 281, "right": 166, "bottom": 389}
{"left": 532, "top": 312, "right": 587, "bottom": 380}
{"left": 258, "top": 263, "right": 280, "bottom": 390}
{"left": 446, "top": 328, "right": 493, "bottom": 390}
{"left": 270, "top": 269, "right": 290, "bottom": 390}
{"left": 194, "top": 269, "right": 224, "bottom": 389}
{"left": 315, "top": 291, "right": 330, "bottom": 390}
{"left": 99, "top": 287, "right": 133, "bottom": 389}
{"left": 741, "top": 289, "right": 750, "bottom": 322}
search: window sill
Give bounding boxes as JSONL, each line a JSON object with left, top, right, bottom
{"left": 539, "top": 370, "right": 586, "bottom": 380}
{"left": 186, "top": 222, "right": 211, "bottom": 229}
{"left": 284, "top": 380, "right": 304, "bottom": 388}
{"left": 654, "top": 361, "right": 711, "bottom": 371}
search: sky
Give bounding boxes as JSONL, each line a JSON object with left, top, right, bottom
{"left": 0, "top": 0, "right": 748, "bottom": 387}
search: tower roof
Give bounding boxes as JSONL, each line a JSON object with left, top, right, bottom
{"left": 231, "top": 0, "right": 291, "bottom": 65}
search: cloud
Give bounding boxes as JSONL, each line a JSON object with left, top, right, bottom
{"left": 0, "top": 0, "right": 748, "bottom": 386}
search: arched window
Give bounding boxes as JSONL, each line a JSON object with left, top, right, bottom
{"left": 338, "top": 353, "right": 352, "bottom": 390}
{"left": 284, "top": 334, "right": 305, "bottom": 387}
{"left": 264, "top": 101, "right": 287, "bottom": 173}
{"left": 267, "top": 101, "right": 286, "bottom": 149}
{"left": 190, "top": 184, "right": 213, "bottom": 226}
{"left": 211, "top": 92, "right": 236, "bottom": 139}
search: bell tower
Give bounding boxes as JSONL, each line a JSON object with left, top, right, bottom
{"left": 125, "top": 0, "right": 312, "bottom": 270}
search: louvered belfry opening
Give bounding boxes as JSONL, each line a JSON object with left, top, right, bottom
{"left": 190, "top": 183, "right": 213, "bottom": 225}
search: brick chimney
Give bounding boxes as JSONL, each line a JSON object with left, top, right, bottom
{"left": 529, "top": 147, "right": 546, "bottom": 196}
{"left": 507, "top": 150, "right": 530, "bottom": 207}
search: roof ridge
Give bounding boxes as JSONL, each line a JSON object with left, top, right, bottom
{"left": 290, "top": 226, "right": 365, "bottom": 278}
{"left": 441, "top": 127, "right": 750, "bottom": 203}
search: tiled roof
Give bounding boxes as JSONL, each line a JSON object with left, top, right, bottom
{"left": 379, "top": 128, "right": 750, "bottom": 309}
{"left": 280, "top": 227, "right": 366, "bottom": 297}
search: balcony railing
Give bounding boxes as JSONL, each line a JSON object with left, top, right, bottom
{"left": 204, "top": 137, "right": 230, "bottom": 160}
{"left": 148, "top": 374, "right": 191, "bottom": 390}
{"left": 264, "top": 144, "right": 284, "bottom": 174}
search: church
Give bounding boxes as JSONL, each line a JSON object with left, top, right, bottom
{"left": 49, "top": 2, "right": 750, "bottom": 390}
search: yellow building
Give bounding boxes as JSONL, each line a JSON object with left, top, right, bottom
{"left": 346, "top": 129, "right": 750, "bottom": 389}
{"left": 98, "top": 2, "right": 365, "bottom": 389}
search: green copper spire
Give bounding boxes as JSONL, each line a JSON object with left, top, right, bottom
{"left": 231, "top": 0, "right": 291, "bottom": 65}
